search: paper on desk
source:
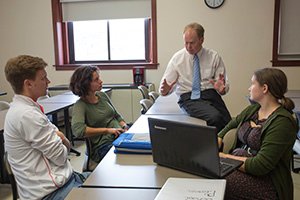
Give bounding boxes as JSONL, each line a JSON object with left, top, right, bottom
{"left": 155, "top": 177, "right": 226, "bottom": 200}
{"left": 130, "top": 133, "right": 150, "bottom": 141}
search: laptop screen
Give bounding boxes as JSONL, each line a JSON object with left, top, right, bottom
{"left": 148, "top": 117, "right": 221, "bottom": 178}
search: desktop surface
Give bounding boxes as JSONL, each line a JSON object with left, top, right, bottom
{"left": 128, "top": 114, "right": 206, "bottom": 134}
{"left": 66, "top": 188, "right": 160, "bottom": 200}
{"left": 83, "top": 147, "right": 202, "bottom": 188}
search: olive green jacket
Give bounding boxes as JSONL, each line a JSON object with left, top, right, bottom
{"left": 218, "top": 104, "right": 297, "bottom": 200}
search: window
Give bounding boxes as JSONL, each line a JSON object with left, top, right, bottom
{"left": 51, "top": 0, "right": 158, "bottom": 70}
{"left": 69, "top": 18, "right": 147, "bottom": 63}
{"left": 272, "top": 0, "right": 300, "bottom": 66}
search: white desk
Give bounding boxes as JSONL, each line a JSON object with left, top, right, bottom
{"left": 66, "top": 188, "right": 159, "bottom": 200}
{"left": 146, "top": 93, "right": 187, "bottom": 115}
{"left": 40, "top": 102, "right": 73, "bottom": 115}
{"left": 154, "top": 92, "right": 178, "bottom": 104}
{"left": 83, "top": 147, "right": 203, "bottom": 188}
{"left": 81, "top": 95, "right": 208, "bottom": 193}
{"left": 128, "top": 114, "right": 206, "bottom": 134}
{"left": 83, "top": 114, "right": 206, "bottom": 188}
{"left": 39, "top": 93, "right": 79, "bottom": 104}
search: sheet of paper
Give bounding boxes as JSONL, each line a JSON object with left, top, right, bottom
{"left": 131, "top": 133, "right": 150, "bottom": 142}
{"left": 155, "top": 178, "right": 226, "bottom": 200}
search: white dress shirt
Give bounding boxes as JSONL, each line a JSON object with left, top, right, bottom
{"left": 4, "top": 95, "right": 73, "bottom": 200}
{"left": 160, "top": 47, "right": 229, "bottom": 96}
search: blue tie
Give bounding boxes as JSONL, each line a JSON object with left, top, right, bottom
{"left": 191, "top": 54, "right": 201, "bottom": 99}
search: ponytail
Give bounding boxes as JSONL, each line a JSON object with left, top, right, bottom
{"left": 280, "top": 96, "right": 295, "bottom": 113}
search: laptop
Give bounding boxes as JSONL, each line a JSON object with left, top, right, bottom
{"left": 148, "top": 117, "right": 243, "bottom": 178}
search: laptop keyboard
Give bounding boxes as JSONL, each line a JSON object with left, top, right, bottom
{"left": 220, "top": 161, "right": 232, "bottom": 172}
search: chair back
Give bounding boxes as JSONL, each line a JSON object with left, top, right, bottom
{"left": 82, "top": 137, "right": 98, "bottom": 172}
{"left": 149, "top": 91, "right": 160, "bottom": 102}
{"left": 4, "top": 152, "right": 19, "bottom": 200}
{"left": 290, "top": 112, "right": 300, "bottom": 173}
{"left": 138, "top": 85, "right": 150, "bottom": 99}
{"left": 148, "top": 83, "right": 156, "bottom": 92}
{"left": 294, "top": 112, "right": 300, "bottom": 140}
{"left": 139, "top": 99, "right": 153, "bottom": 114}
{"left": 222, "top": 129, "right": 237, "bottom": 154}
{"left": 0, "top": 101, "right": 10, "bottom": 111}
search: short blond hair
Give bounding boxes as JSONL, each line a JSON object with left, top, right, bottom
{"left": 5, "top": 55, "right": 47, "bottom": 94}
{"left": 184, "top": 22, "right": 205, "bottom": 38}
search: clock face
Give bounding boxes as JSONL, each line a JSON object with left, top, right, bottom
{"left": 204, "top": 0, "right": 225, "bottom": 9}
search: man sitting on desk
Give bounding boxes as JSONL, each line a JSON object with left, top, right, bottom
{"left": 159, "top": 22, "right": 231, "bottom": 132}
{"left": 4, "top": 55, "right": 89, "bottom": 200}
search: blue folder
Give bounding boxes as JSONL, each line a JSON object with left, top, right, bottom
{"left": 112, "top": 133, "right": 152, "bottom": 154}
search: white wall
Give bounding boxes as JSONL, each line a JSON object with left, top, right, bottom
{"left": 1, "top": 0, "right": 300, "bottom": 116}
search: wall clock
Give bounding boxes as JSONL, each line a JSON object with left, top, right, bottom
{"left": 204, "top": 0, "right": 225, "bottom": 9}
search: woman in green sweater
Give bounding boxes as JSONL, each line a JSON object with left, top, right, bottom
{"left": 218, "top": 68, "right": 297, "bottom": 200}
{"left": 70, "top": 65, "right": 128, "bottom": 170}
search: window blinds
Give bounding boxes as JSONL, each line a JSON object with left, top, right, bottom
{"left": 60, "top": 0, "right": 151, "bottom": 21}
{"left": 278, "top": 0, "right": 300, "bottom": 60}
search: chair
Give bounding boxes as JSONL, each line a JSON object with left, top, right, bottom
{"left": 81, "top": 121, "right": 131, "bottom": 172}
{"left": 139, "top": 99, "right": 153, "bottom": 114}
{"left": 292, "top": 112, "right": 300, "bottom": 173}
{"left": 4, "top": 152, "right": 19, "bottom": 200}
{"left": 0, "top": 101, "right": 10, "bottom": 110}
{"left": 148, "top": 83, "right": 156, "bottom": 92}
{"left": 293, "top": 141, "right": 300, "bottom": 173}
{"left": 82, "top": 137, "right": 98, "bottom": 172}
{"left": 148, "top": 91, "right": 160, "bottom": 102}
{"left": 138, "top": 85, "right": 150, "bottom": 99}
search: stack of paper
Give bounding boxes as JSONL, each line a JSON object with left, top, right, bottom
{"left": 155, "top": 178, "right": 226, "bottom": 200}
{"left": 112, "top": 133, "right": 152, "bottom": 154}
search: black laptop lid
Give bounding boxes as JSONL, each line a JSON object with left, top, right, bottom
{"left": 148, "top": 117, "right": 221, "bottom": 178}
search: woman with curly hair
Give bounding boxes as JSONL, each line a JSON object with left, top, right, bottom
{"left": 70, "top": 65, "right": 128, "bottom": 170}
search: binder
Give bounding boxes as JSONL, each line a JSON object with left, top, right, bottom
{"left": 112, "top": 133, "right": 152, "bottom": 154}
{"left": 154, "top": 178, "right": 226, "bottom": 200}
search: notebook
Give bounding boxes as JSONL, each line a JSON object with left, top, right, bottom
{"left": 154, "top": 177, "right": 226, "bottom": 200}
{"left": 112, "top": 133, "right": 152, "bottom": 154}
{"left": 148, "top": 118, "right": 243, "bottom": 178}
